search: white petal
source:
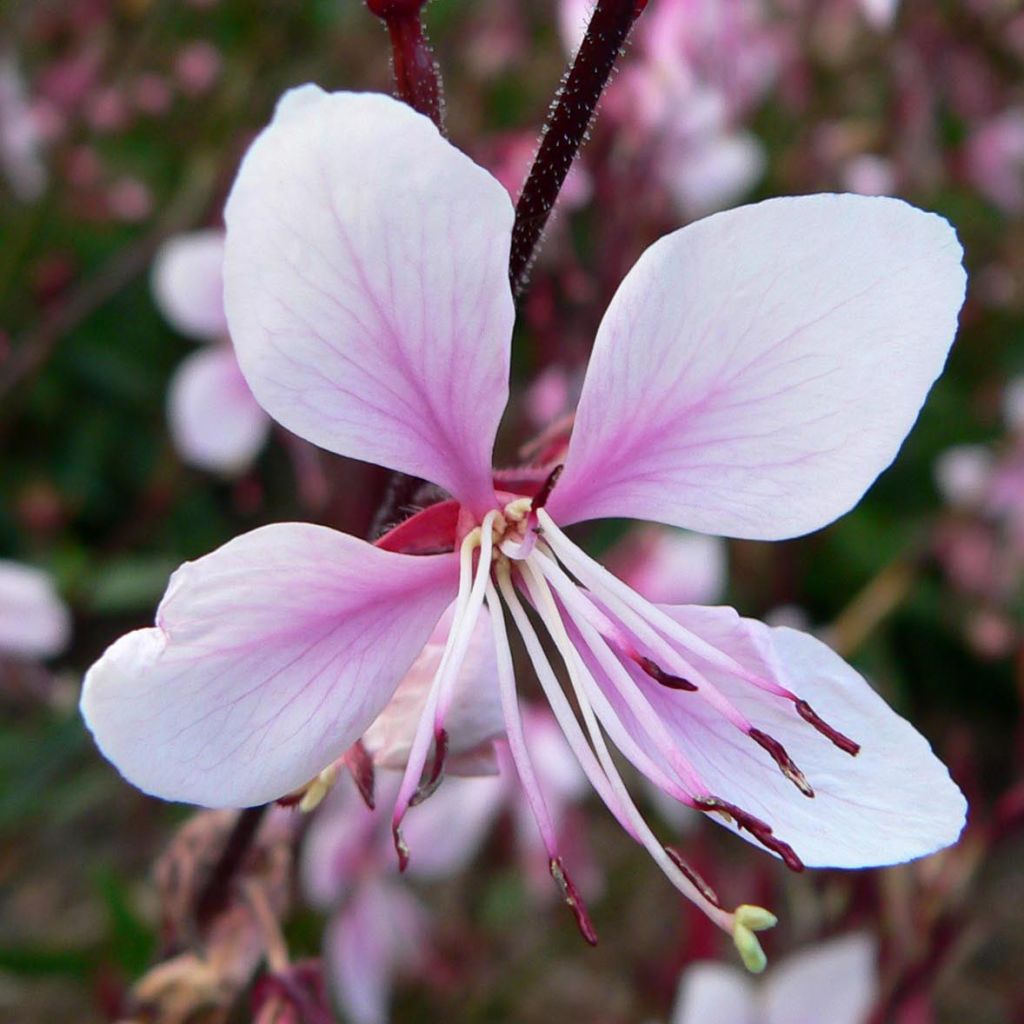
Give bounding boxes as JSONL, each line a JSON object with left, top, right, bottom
{"left": 151, "top": 229, "right": 228, "bottom": 340}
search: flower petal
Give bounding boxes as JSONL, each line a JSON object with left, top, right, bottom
{"left": 548, "top": 195, "right": 965, "bottom": 539}
{"left": 762, "top": 933, "right": 878, "bottom": 1024}
{"left": 223, "top": 86, "right": 515, "bottom": 513}
{"left": 151, "top": 229, "right": 228, "bottom": 340}
{"left": 0, "top": 560, "right": 70, "bottom": 659}
{"left": 638, "top": 605, "right": 967, "bottom": 868}
{"left": 81, "top": 525, "right": 457, "bottom": 807}
{"left": 671, "top": 962, "right": 756, "bottom": 1024}
{"left": 167, "top": 345, "right": 269, "bottom": 474}
{"left": 326, "top": 878, "right": 427, "bottom": 1024}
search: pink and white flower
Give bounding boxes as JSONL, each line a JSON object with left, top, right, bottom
{"left": 152, "top": 229, "right": 269, "bottom": 474}
{"left": 671, "top": 932, "right": 877, "bottom": 1024}
{"left": 83, "top": 87, "right": 967, "bottom": 968}
{"left": 0, "top": 560, "right": 70, "bottom": 659}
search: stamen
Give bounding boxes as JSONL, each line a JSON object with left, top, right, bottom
{"left": 795, "top": 699, "right": 861, "bottom": 756}
{"left": 664, "top": 847, "right": 721, "bottom": 908}
{"left": 391, "top": 515, "right": 495, "bottom": 869}
{"left": 486, "top": 574, "right": 599, "bottom": 944}
{"left": 748, "top": 728, "right": 814, "bottom": 798}
{"left": 550, "top": 857, "right": 598, "bottom": 946}
{"left": 410, "top": 728, "right": 448, "bottom": 806}
{"left": 518, "top": 560, "right": 736, "bottom": 930}
{"left": 344, "top": 741, "right": 375, "bottom": 810}
{"left": 694, "top": 797, "right": 805, "bottom": 872}
{"left": 530, "top": 463, "right": 564, "bottom": 513}
{"left": 495, "top": 562, "right": 640, "bottom": 838}
{"left": 637, "top": 655, "right": 698, "bottom": 692}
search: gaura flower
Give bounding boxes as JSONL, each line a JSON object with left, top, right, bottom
{"left": 152, "top": 229, "right": 270, "bottom": 474}
{"left": 83, "top": 86, "right": 967, "bottom": 969}
{"left": 670, "top": 932, "right": 877, "bottom": 1024}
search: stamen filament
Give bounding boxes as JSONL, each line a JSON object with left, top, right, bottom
{"left": 519, "top": 560, "right": 736, "bottom": 931}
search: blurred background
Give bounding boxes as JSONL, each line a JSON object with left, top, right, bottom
{"left": 1, "top": 0, "right": 1023, "bottom": 1021}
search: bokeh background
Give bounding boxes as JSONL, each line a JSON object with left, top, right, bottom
{"left": 1, "top": 0, "right": 1023, "bottom": 1021}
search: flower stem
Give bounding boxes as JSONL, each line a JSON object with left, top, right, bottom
{"left": 509, "top": 0, "right": 647, "bottom": 296}
{"left": 365, "top": 0, "right": 444, "bottom": 131}
{"left": 195, "top": 804, "right": 267, "bottom": 930}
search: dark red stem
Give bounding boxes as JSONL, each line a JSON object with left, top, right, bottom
{"left": 509, "top": 0, "right": 648, "bottom": 295}
{"left": 366, "top": 0, "right": 444, "bottom": 130}
{"left": 195, "top": 804, "right": 268, "bottom": 930}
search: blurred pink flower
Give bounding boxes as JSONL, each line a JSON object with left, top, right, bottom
{"left": 965, "top": 110, "right": 1024, "bottom": 215}
{"left": 302, "top": 770, "right": 503, "bottom": 1024}
{"left": 174, "top": 41, "right": 222, "bottom": 98}
{"left": 671, "top": 932, "right": 877, "bottom": 1024}
{"left": 610, "top": 527, "right": 727, "bottom": 607}
{"left": 859, "top": 0, "right": 900, "bottom": 30}
{"left": 842, "top": 154, "right": 896, "bottom": 197}
{"left": 151, "top": 229, "right": 269, "bottom": 473}
{"left": 107, "top": 176, "right": 152, "bottom": 221}
{"left": 84, "top": 87, "right": 967, "bottom": 968}
{"left": 0, "top": 55, "right": 47, "bottom": 202}
{"left": 0, "top": 560, "right": 70, "bottom": 659}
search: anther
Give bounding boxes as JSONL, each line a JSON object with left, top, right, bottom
{"left": 392, "top": 824, "right": 410, "bottom": 873}
{"left": 410, "top": 728, "right": 448, "bottom": 806}
{"left": 748, "top": 728, "right": 814, "bottom": 798}
{"left": 549, "top": 856, "right": 598, "bottom": 946}
{"left": 344, "top": 740, "right": 376, "bottom": 810}
{"left": 530, "top": 463, "right": 564, "bottom": 513}
{"left": 637, "top": 655, "right": 698, "bottom": 692}
{"left": 694, "top": 796, "right": 805, "bottom": 872}
{"left": 664, "top": 846, "right": 721, "bottom": 908}
{"left": 795, "top": 699, "right": 860, "bottom": 756}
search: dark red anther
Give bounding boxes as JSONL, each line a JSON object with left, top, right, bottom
{"left": 345, "top": 740, "right": 376, "bottom": 810}
{"left": 695, "top": 796, "right": 805, "bottom": 873}
{"left": 795, "top": 700, "right": 861, "bottom": 756}
{"left": 637, "top": 655, "right": 698, "bottom": 692}
{"left": 664, "top": 846, "right": 721, "bottom": 908}
{"left": 550, "top": 857, "right": 599, "bottom": 946}
{"left": 410, "top": 728, "right": 448, "bottom": 806}
{"left": 530, "top": 463, "right": 564, "bottom": 513}
{"left": 748, "top": 728, "right": 814, "bottom": 798}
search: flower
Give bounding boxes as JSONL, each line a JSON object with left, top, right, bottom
{"left": 670, "top": 932, "right": 877, "bottom": 1024}
{"left": 302, "top": 770, "right": 504, "bottom": 1024}
{"left": 0, "top": 560, "right": 70, "bottom": 659}
{"left": 0, "top": 54, "right": 47, "bottom": 202}
{"left": 152, "top": 229, "right": 270, "bottom": 474}
{"left": 83, "top": 86, "right": 968, "bottom": 968}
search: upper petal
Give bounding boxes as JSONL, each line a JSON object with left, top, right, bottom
{"left": 761, "top": 933, "right": 878, "bottom": 1024}
{"left": 167, "top": 345, "right": 270, "bottom": 474}
{"left": 81, "top": 524, "right": 457, "bottom": 807}
{"left": 548, "top": 195, "right": 965, "bottom": 539}
{"left": 223, "top": 86, "right": 515, "bottom": 513}
{"left": 151, "top": 229, "right": 228, "bottom": 340}
{"left": 641, "top": 605, "right": 967, "bottom": 868}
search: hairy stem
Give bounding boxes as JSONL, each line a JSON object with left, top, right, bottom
{"left": 195, "top": 804, "right": 268, "bottom": 931}
{"left": 509, "top": 0, "right": 647, "bottom": 296}
{"left": 366, "top": 0, "right": 444, "bottom": 130}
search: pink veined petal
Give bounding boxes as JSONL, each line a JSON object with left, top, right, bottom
{"left": 325, "top": 877, "right": 428, "bottom": 1024}
{"left": 761, "top": 933, "right": 878, "bottom": 1024}
{"left": 81, "top": 524, "right": 458, "bottom": 808}
{"left": 672, "top": 962, "right": 757, "bottom": 1024}
{"left": 151, "top": 229, "right": 228, "bottom": 340}
{"left": 548, "top": 195, "right": 966, "bottom": 540}
{"left": 0, "top": 560, "right": 71, "bottom": 659}
{"left": 167, "top": 345, "right": 270, "bottom": 474}
{"left": 361, "top": 604, "right": 505, "bottom": 776}
{"left": 635, "top": 605, "right": 967, "bottom": 868}
{"left": 223, "top": 86, "right": 515, "bottom": 514}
